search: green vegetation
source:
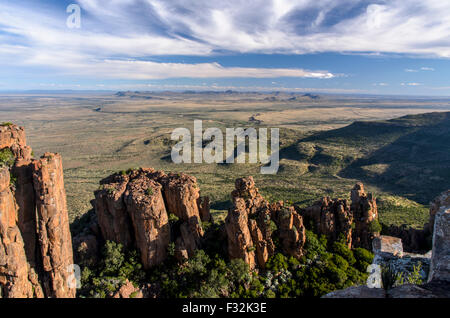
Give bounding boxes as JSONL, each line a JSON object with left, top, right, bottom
{"left": 79, "top": 227, "right": 374, "bottom": 298}
{"left": 0, "top": 122, "right": 13, "bottom": 127}
{"left": 0, "top": 148, "right": 15, "bottom": 168}
{"left": 368, "top": 219, "right": 382, "bottom": 233}
{"left": 79, "top": 241, "right": 145, "bottom": 298}
{"left": 381, "top": 262, "right": 424, "bottom": 291}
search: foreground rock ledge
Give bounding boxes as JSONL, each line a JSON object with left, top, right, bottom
{"left": 323, "top": 198, "right": 450, "bottom": 298}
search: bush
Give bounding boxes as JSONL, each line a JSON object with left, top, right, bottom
{"left": 381, "top": 264, "right": 401, "bottom": 290}
{"left": 331, "top": 254, "right": 349, "bottom": 271}
{"left": 304, "top": 230, "right": 326, "bottom": 260}
{"left": 266, "top": 253, "right": 288, "bottom": 273}
{"left": 368, "top": 219, "right": 382, "bottom": 233}
{"left": 0, "top": 148, "right": 15, "bottom": 168}
{"left": 353, "top": 248, "right": 374, "bottom": 272}
{"left": 79, "top": 241, "right": 145, "bottom": 298}
{"left": 331, "top": 242, "right": 356, "bottom": 265}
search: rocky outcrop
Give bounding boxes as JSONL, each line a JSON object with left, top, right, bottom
{"left": 0, "top": 168, "right": 34, "bottom": 298}
{"left": 0, "top": 124, "right": 75, "bottom": 298}
{"left": 225, "top": 177, "right": 306, "bottom": 269}
{"left": 0, "top": 124, "right": 32, "bottom": 161}
{"left": 32, "top": 153, "right": 76, "bottom": 298}
{"left": 95, "top": 173, "right": 134, "bottom": 249}
{"left": 383, "top": 224, "right": 429, "bottom": 253}
{"left": 428, "top": 205, "right": 450, "bottom": 283}
{"left": 93, "top": 168, "right": 209, "bottom": 268}
{"left": 371, "top": 235, "right": 431, "bottom": 286}
{"left": 300, "top": 197, "right": 353, "bottom": 248}
{"left": 351, "top": 183, "right": 379, "bottom": 249}
{"left": 323, "top": 198, "right": 450, "bottom": 298}
{"left": 427, "top": 190, "right": 450, "bottom": 235}
{"left": 299, "top": 182, "right": 378, "bottom": 250}
{"left": 159, "top": 173, "right": 204, "bottom": 257}
{"left": 124, "top": 174, "right": 170, "bottom": 268}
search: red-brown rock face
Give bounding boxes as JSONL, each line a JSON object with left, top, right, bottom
{"left": 1, "top": 124, "right": 75, "bottom": 298}
{"left": 32, "top": 153, "right": 76, "bottom": 298}
{"left": 225, "top": 177, "right": 306, "bottom": 270}
{"left": 94, "top": 168, "right": 209, "bottom": 268}
{"left": 0, "top": 168, "right": 34, "bottom": 298}
{"left": 298, "top": 182, "right": 378, "bottom": 250}
{"left": 300, "top": 197, "right": 353, "bottom": 248}
{"left": 351, "top": 183, "right": 379, "bottom": 249}
{"left": 95, "top": 173, "right": 134, "bottom": 248}
{"left": 124, "top": 175, "right": 170, "bottom": 268}
{"left": 0, "top": 124, "right": 32, "bottom": 161}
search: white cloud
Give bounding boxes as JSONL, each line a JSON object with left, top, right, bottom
{"left": 0, "top": 0, "right": 450, "bottom": 81}
{"left": 50, "top": 59, "right": 335, "bottom": 79}
{"left": 405, "top": 67, "right": 435, "bottom": 72}
{"left": 373, "top": 83, "right": 389, "bottom": 86}
{"left": 401, "top": 82, "right": 422, "bottom": 86}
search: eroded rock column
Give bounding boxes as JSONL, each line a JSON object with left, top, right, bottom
{"left": 32, "top": 153, "right": 76, "bottom": 298}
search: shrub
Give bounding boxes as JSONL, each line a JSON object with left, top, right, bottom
{"left": 304, "top": 230, "right": 326, "bottom": 260}
{"left": 0, "top": 148, "right": 15, "bottom": 168}
{"left": 331, "top": 242, "right": 356, "bottom": 265}
{"left": 381, "top": 264, "right": 401, "bottom": 290}
{"left": 353, "top": 248, "right": 374, "bottom": 272}
{"left": 368, "top": 219, "right": 382, "bottom": 233}
{"left": 331, "top": 254, "right": 349, "bottom": 271}
{"left": 79, "top": 241, "right": 145, "bottom": 298}
{"left": 266, "top": 253, "right": 288, "bottom": 273}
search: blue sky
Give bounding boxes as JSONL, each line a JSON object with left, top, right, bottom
{"left": 1, "top": 0, "right": 450, "bottom": 95}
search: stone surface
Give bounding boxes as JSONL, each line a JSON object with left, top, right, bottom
{"left": 1, "top": 125, "right": 75, "bottom": 298}
{"left": 0, "top": 124, "right": 32, "bottom": 161}
{"left": 351, "top": 183, "right": 379, "bottom": 249}
{"left": 323, "top": 286, "right": 386, "bottom": 298}
{"left": 372, "top": 235, "right": 403, "bottom": 258}
{"left": 112, "top": 280, "right": 144, "bottom": 298}
{"left": 0, "top": 168, "right": 34, "bottom": 298}
{"left": 300, "top": 197, "right": 353, "bottom": 248}
{"left": 225, "top": 177, "right": 306, "bottom": 269}
{"left": 428, "top": 190, "right": 450, "bottom": 234}
{"left": 197, "top": 196, "right": 212, "bottom": 223}
{"left": 32, "top": 153, "right": 76, "bottom": 298}
{"left": 428, "top": 206, "right": 450, "bottom": 283}
{"left": 125, "top": 175, "right": 170, "bottom": 269}
{"left": 226, "top": 197, "right": 257, "bottom": 269}
{"left": 93, "top": 168, "right": 206, "bottom": 268}
{"left": 94, "top": 173, "right": 134, "bottom": 248}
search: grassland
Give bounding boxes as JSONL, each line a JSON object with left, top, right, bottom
{"left": 1, "top": 91, "right": 449, "bottom": 229}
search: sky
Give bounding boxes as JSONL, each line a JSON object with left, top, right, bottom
{"left": 1, "top": 0, "right": 450, "bottom": 95}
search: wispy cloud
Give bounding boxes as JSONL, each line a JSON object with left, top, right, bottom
{"left": 0, "top": 0, "right": 449, "bottom": 83}
{"left": 405, "top": 67, "right": 435, "bottom": 72}
{"left": 401, "top": 82, "right": 423, "bottom": 86}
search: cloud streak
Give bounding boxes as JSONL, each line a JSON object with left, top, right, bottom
{"left": 0, "top": 0, "right": 449, "bottom": 82}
